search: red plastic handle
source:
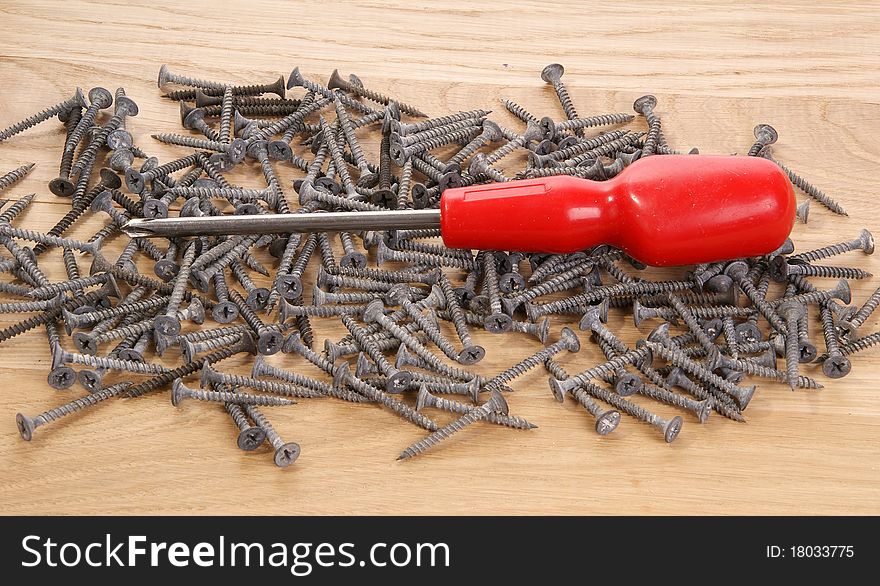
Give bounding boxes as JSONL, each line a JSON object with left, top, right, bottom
{"left": 439, "top": 155, "right": 796, "bottom": 266}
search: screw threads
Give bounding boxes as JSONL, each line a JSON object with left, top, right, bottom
{"left": 165, "top": 241, "right": 197, "bottom": 314}
{"left": 847, "top": 286, "right": 880, "bottom": 330}
{"left": 501, "top": 99, "right": 539, "bottom": 124}
{"left": 68, "top": 295, "right": 169, "bottom": 329}
{"left": 178, "top": 383, "right": 296, "bottom": 406}
{"left": 29, "top": 273, "right": 109, "bottom": 300}
{"left": 490, "top": 333, "right": 577, "bottom": 388}
{"left": 65, "top": 351, "right": 171, "bottom": 374}
{"left": 0, "top": 163, "right": 36, "bottom": 192}
{"left": 398, "top": 396, "right": 501, "bottom": 460}
{"left": 208, "top": 369, "right": 324, "bottom": 399}
{"left": 34, "top": 383, "right": 130, "bottom": 427}
{"left": 0, "top": 297, "right": 64, "bottom": 314}
{"left": 772, "top": 159, "right": 848, "bottom": 216}
{"left": 565, "top": 132, "right": 645, "bottom": 166}
{"left": 534, "top": 280, "right": 693, "bottom": 317}
{"left": 788, "top": 263, "right": 871, "bottom": 280}
{"left": 342, "top": 369, "right": 438, "bottom": 431}
{"left": 181, "top": 325, "right": 250, "bottom": 343}
{"left": 125, "top": 344, "right": 242, "bottom": 398}
{"left": 0, "top": 193, "right": 36, "bottom": 223}
{"left": 0, "top": 99, "right": 77, "bottom": 141}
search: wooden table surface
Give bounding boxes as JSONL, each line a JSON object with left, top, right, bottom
{"left": 0, "top": 0, "right": 878, "bottom": 515}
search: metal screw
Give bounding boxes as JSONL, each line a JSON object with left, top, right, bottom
{"left": 243, "top": 404, "right": 301, "bottom": 468}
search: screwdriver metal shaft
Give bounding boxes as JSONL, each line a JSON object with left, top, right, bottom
{"left": 122, "top": 210, "right": 441, "bottom": 238}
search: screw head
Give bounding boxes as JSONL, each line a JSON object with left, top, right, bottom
{"left": 822, "top": 355, "right": 852, "bottom": 378}
{"left": 538, "top": 116, "right": 557, "bottom": 140}
{"left": 548, "top": 377, "right": 566, "bottom": 402}
{"left": 646, "top": 323, "right": 671, "bottom": 344}
{"left": 859, "top": 229, "right": 875, "bottom": 254}
{"left": 286, "top": 67, "right": 305, "bottom": 89}
{"left": 77, "top": 369, "right": 103, "bottom": 392}
{"left": 559, "top": 327, "right": 581, "bottom": 352}
{"left": 73, "top": 332, "right": 98, "bottom": 355}
{"left": 415, "top": 386, "right": 432, "bottom": 411}
{"left": 327, "top": 68, "right": 347, "bottom": 90}
{"left": 16, "top": 413, "right": 35, "bottom": 441}
{"left": 258, "top": 331, "right": 284, "bottom": 356}
{"left": 48, "top": 177, "right": 75, "bottom": 197}
{"left": 457, "top": 345, "right": 486, "bottom": 366}
{"left": 267, "top": 140, "right": 292, "bottom": 162}
{"left": 47, "top": 366, "right": 76, "bottom": 390}
{"left": 735, "top": 322, "right": 762, "bottom": 344}
{"left": 487, "top": 390, "right": 510, "bottom": 416}
{"left": 274, "top": 442, "right": 302, "bottom": 468}
{"left": 171, "top": 379, "right": 186, "bottom": 406}
{"left": 595, "top": 410, "right": 621, "bottom": 435}
{"left": 212, "top": 301, "right": 240, "bottom": 324}
{"left": 115, "top": 95, "right": 139, "bottom": 117}
{"left": 633, "top": 94, "right": 657, "bottom": 114}
{"left": 154, "top": 315, "right": 181, "bottom": 337}
{"left": 483, "top": 313, "right": 513, "bottom": 333}
{"left": 362, "top": 300, "right": 386, "bottom": 324}
{"left": 753, "top": 124, "right": 778, "bottom": 145}
{"left": 153, "top": 259, "right": 179, "bottom": 281}
{"left": 237, "top": 426, "right": 267, "bottom": 451}
{"left": 614, "top": 373, "right": 642, "bottom": 396}
{"left": 540, "top": 63, "right": 565, "bottom": 83}
{"left": 798, "top": 340, "right": 818, "bottom": 363}
{"left": 663, "top": 416, "right": 684, "bottom": 443}
{"left": 88, "top": 87, "right": 113, "bottom": 108}
{"left": 157, "top": 64, "right": 171, "bottom": 88}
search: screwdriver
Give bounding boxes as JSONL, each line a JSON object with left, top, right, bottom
{"left": 121, "top": 155, "right": 796, "bottom": 266}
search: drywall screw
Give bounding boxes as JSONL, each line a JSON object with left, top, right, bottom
{"left": 769, "top": 256, "right": 872, "bottom": 281}
{"left": 818, "top": 330, "right": 880, "bottom": 361}
{"left": 416, "top": 386, "right": 536, "bottom": 430}
{"left": 180, "top": 332, "right": 242, "bottom": 362}
{"left": 154, "top": 240, "right": 198, "bottom": 336}
{"left": 68, "top": 96, "right": 139, "bottom": 179}
{"left": 549, "top": 345, "right": 652, "bottom": 396}
{"left": 501, "top": 98, "right": 539, "bottom": 124}
{"left": 526, "top": 279, "right": 695, "bottom": 320}
{"left": 328, "top": 69, "right": 426, "bottom": 117}
{"left": 632, "top": 95, "right": 661, "bottom": 156}
{"left": 839, "top": 285, "right": 880, "bottom": 339}
{"left": 547, "top": 113, "right": 636, "bottom": 136}
{"left": 0, "top": 88, "right": 86, "bottom": 142}
{"left": 0, "top": 295, "right": 65, "bottom": 314}
{"left": 56, "top": 349, "right": 170, "bottom": 376}
{"left": 0, "top": 225, "right": 100, "bottom": 259}
{"left": 0, "top": 192, "right": 36, "bottom": 223}
{"left": 393, "top": 118, "right": 479, "bottom": 148}
{"left": 766, "top": 279, "right": 852, "bottom": 309}
{"left": 376, "top": 239, "right": 475, "bottom": 270}
{"left": 436, "top": 274, "right": 485, "bottom": 361}
{"left": 201, "top": 364, "right": 323, "bottom": 400}
{"left": 818, "top": 302, "right": 851, "bottom": 378}
{"left": 390, "top": 108, "right": 489, "bottom": 136}
{"left": 230, "top": 260, "right": 270, "bottom": 310}
{"left": 173, "top": 378, "right": 296, "bottom": 407}
{"left": 339, "top": 232, "right": 367, "bottom": 269}
{"left": 790, "top": 229, "right": 874, "bottom": 263}
{"left": 27, "top": 272, "right": 118, "bottom": 301}
{"left": 480, "top": 251, "right": 512, "bottom": 333}
{"left": 151, "top": 133, "right": 246, "bottom": 164}
{"left": 529, "top": 130, "right": 631, "bottom": 167}
{"left": 0, "top": 163, "right": 36, "bottom": 192}
{"left": 210, "top": 271, "right": 239, "bottom": 324}
{"left": 664, "top": 292, "right": 722, "bottom": 361}
{"left": 179, "top": 103, "right": 221, "bottom": 141}
{"left": 541, "top": 64, "right": 583, "bottom": 137}
{"left": 218, "top": 86, "right": 234, "bottom": 143}
{"left": 467, "top": 153, "right": 510, "bottom": 183}
{"left": 486, "top": 327, "right": 581, "bottom": 390}
{"left": 397, "top": 390, "right": 508, "bottom": 460}
{"left": 62, "top": 295, "right": 169, "bottom": 333}
{"left": 63, "top": 87, "right": 112, "bottom": 155}
{"left": 362, "top": 301, "right": 485, "bottom": 384}
{"left": 748, "top": 123, "right": 778, "bottom": 157}
{"left": 340, "top": 313, "right": 412, "bottom": 392}
{"left": 123, "top": 336, "right": 255, "bottom": 399}
{"left": 644, "top": 339, "right": 756, "bottom": 408}
{"left": 665, "top": 367, "right": 745, "bottom": 422}
{"left": 579, "top": 381, "right": 682, "bottom": 443}
{"left": 544, "top": 357, "right": 620, "bottom": 434}
{"left": 224, "top": 400, "right": 267, "bottom": 451}
{"left": 226, "top": 289, "right": 283, "bottom": 355}
{"left": 391, "top": 125, "right": 482, "bottom": 166}
{"left": 335, "top": 362, "right": 438, "bottom": 431}
{"left": 332, "top": 97, "right": 377, "bottom": 186}
{"left": 761, "top": 150, "right": 848, "bottom": 216}
{"left": 157, "top": 64, "right": 229, "bottom": 90}
{"left": 164, "top": 75, "right": 286, "bottom": 100}
{"left": 286, "top": 67, "right": 378, "bottom": 116}
{"left": 125, "top": 152, "right": 202, "bottom": 194}
{"left": 243, "top": 404, "right": 301, "bottom": 468}
{"left": 16, "top": 382, "right": 130, "bottom": 441}
{"left": 252, "top": 355, "right": 366, "bottom": 403}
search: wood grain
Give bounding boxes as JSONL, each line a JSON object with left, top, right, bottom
{"left": 0, "top": 0, "right": 878, "bottom": 515}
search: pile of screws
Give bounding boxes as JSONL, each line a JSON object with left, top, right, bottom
{"left": 0, "top": 63, "right": 876, "bottom": 467}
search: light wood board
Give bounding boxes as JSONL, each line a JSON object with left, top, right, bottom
{"left": 0, "top": 0, "right": 878, "bottom": 515}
